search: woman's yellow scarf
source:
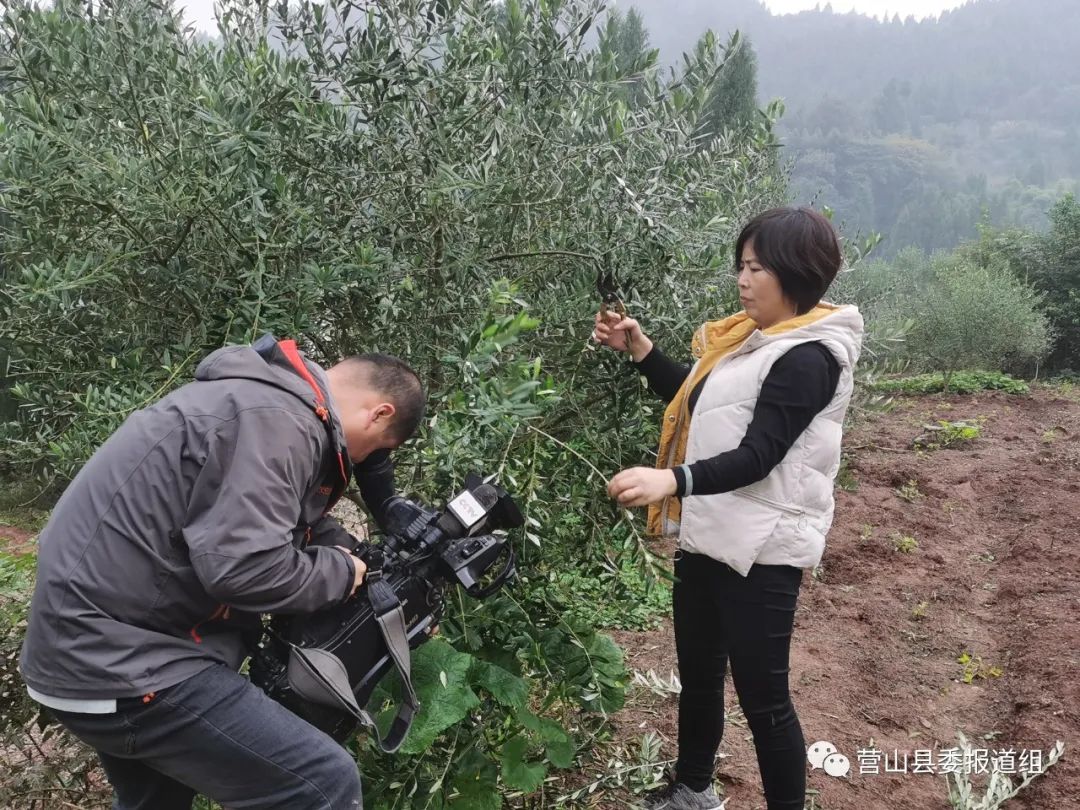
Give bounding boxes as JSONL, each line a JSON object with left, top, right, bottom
{"left": 646, "top": 304, "right": 839, "bottom": 536}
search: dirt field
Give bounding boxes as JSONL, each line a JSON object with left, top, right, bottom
{"left": 606, "top": 386, "right": 1079, "bottom": 809}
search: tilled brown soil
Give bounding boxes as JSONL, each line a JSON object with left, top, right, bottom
{"left": 605, "top": 387, "right": 1079, "bottom": 810}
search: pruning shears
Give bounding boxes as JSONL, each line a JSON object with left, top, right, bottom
{"left": 596, "top": 267, "right": 631, "bottom": 352}
{"left": 597, "top": 269, "right": 627, "bottom": 320}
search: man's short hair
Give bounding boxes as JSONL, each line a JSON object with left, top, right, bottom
{"left": 339, "top": 353, "right": 426, "bottom": 442}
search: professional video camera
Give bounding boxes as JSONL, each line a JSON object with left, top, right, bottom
{"left": 250, "top": 473, "right": 523, "bottom": 751}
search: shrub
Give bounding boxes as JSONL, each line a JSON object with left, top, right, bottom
{"left": 964, "top": 196, "right": 1080, "bottom": 374}
{"left": 0, "top": 0, "right": 785, "bottom": 482}
{"left": 900, "top": 253, "right": 1051, "bottom": 379}
{"left": 835, "top": 244, "right": 1052, "bottom": 382}
{"left": 0, "top": 552, "right": 36, "bottom": 733}
{"left": 0, "top": 0, "right": 786, "bottom": 804}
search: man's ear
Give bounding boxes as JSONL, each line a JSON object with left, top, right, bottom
{"left": 372, "top": 402, "right": 396, "bottom": 424}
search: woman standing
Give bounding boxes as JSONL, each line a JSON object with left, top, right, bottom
{"left": 594, "top": 207, "right": 863, "bottom": 810}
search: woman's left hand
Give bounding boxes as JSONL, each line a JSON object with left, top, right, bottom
{"left": 607, "top": 467, "right": 678, "bottom": 508}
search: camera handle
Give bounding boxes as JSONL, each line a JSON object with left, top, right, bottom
{"left": 464, "top": 542, "right": 517, "bottom": 599}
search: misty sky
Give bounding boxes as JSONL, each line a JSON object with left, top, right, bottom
{"left": 762, "top": 0, "right": 966, "bottom": 17}
{"left": 178, "top": 0, "right": 971, "bottom": 32}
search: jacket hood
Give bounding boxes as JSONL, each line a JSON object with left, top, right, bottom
{"left": 740, "top": 302, "right": 864, "bottom": 371}
{"left": 194, "top": 341, "right": 348, "bottom": 458}
{"left": 195, "top": 344, "right": 318, "bottom": 400}
{"left": 790, "top": 303, "right": 864, "bottom": 369}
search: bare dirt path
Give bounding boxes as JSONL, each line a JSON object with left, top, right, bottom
{"left": 606, "top": 386, "right": 1079, "bottom": 810}
{"left": 0, "top": 524, "right": 35, "bottom": 556}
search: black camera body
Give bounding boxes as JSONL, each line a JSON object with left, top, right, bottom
{"left": 250, "top": 474, "right": 522, "bottom": 748}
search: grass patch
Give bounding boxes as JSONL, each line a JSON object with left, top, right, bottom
{"left": 1041, "top": 377, "right": 1080, "bottom": 402}
{"left": 895, "top": 479, "right": 924, "bottom": 502}
{"left": 891, "top": 532, "right": 919, "bottom": 553}
{"left": 913, "top": 419, "right": 982, "bottom": 450}
{"left": 957, "top": 651, "right": 1003, "bottom": 683}
{"left": 872, "top": 371, "right": 1029, "bottom": 396}
{"left": 0, "top": 550, "right": 36, "bottom": 596}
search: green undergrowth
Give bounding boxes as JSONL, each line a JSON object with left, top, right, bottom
{"left": 548, "top": 557, "right": 672, "bottom": 631}
{"left": 871, "top": 371, "right": 1029, "bottom": 395}
{"left": 913, "top": 419, "right": 983, "bottom": 450}
{"left": 0, "top": 550, "right": 37, "bottom": 742}
{"left": 0, "top": 478, "right": 52, "bottom": 535}
{"left": 1041, "top": 376, "right": 1080, "bottom": 401}
{"left": 0, "top": 551, "right": 35, "bottom": 595}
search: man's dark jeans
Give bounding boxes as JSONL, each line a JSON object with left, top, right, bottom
{"left": 673, "top": 551, "right": 806, "bottom": 810}
{"left": 50, "top": 662, "right": 362, "bottom": 810}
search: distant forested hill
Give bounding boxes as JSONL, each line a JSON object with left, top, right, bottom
{"left": 625, "top": 0, "right": 1080, "bottom": 254}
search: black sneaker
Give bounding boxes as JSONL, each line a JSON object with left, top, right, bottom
{"left": 639, "top": 780, "right": 724, "bottom": 810}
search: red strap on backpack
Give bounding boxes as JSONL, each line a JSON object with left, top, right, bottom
{"left": 276, "top": 339, "right": 349, "bottom": 486}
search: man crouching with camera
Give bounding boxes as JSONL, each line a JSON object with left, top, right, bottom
{"left": 19, "top": 335, "right": 425, "bottom": 810}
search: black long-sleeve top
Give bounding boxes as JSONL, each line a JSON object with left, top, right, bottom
{"left": 353, "top": 448, "right": 396, "bottom": 531}
{"left": 634, "top": 342, "right": 840, "bottom": 496}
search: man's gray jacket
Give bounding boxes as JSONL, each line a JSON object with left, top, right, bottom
{"left": 20, "top": 338, "right": 376, "bottom": 699}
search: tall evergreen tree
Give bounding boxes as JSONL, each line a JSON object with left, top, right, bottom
{"left": 617, "top": 8, "right": 650, "bottom": 65}
{"left": 598, "top": 8, "right": 654, "bottom": 107}
{"left": 695, "top": 33, "right": 759, "bottom": 144}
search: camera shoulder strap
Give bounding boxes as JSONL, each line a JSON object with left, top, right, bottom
{"left": 364, "top": 577, "right": 421, "bottom": 751}
{"left": 285, "top": 578, "right": 419, "bottom": 754}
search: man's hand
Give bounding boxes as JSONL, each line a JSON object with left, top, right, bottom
{"left": 336, "top": 547, "right": 368, "bottom": 596}
{"left": 606, "top": 467, "right": 678, "bottom": 508}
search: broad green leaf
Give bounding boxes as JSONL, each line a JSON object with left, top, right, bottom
{"left": 500, "top": 736, "right": 546, "bottom": 793}
{"left": 469, "top": 659, "right": 528, "bottom": 709}
{"left": 397, "top": 639, "right": 480, "bottom": 754}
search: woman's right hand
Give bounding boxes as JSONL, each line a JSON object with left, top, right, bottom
{"left": 593, "top": 311, "right": 653, "bottom": 362}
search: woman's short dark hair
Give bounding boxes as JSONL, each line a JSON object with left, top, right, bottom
{"left": 734, "top": 207, "right": 843, "bottom": 315}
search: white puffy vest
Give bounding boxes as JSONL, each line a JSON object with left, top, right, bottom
{"left": 674, "top": 304, "right": 864, "bottom": 575}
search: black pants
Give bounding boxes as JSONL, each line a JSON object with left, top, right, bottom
{"left": 673, "top": 551, "right": 805, "bottom": 810}
{"left": 50, "top": 662, "right": 362, "bottom": 810}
